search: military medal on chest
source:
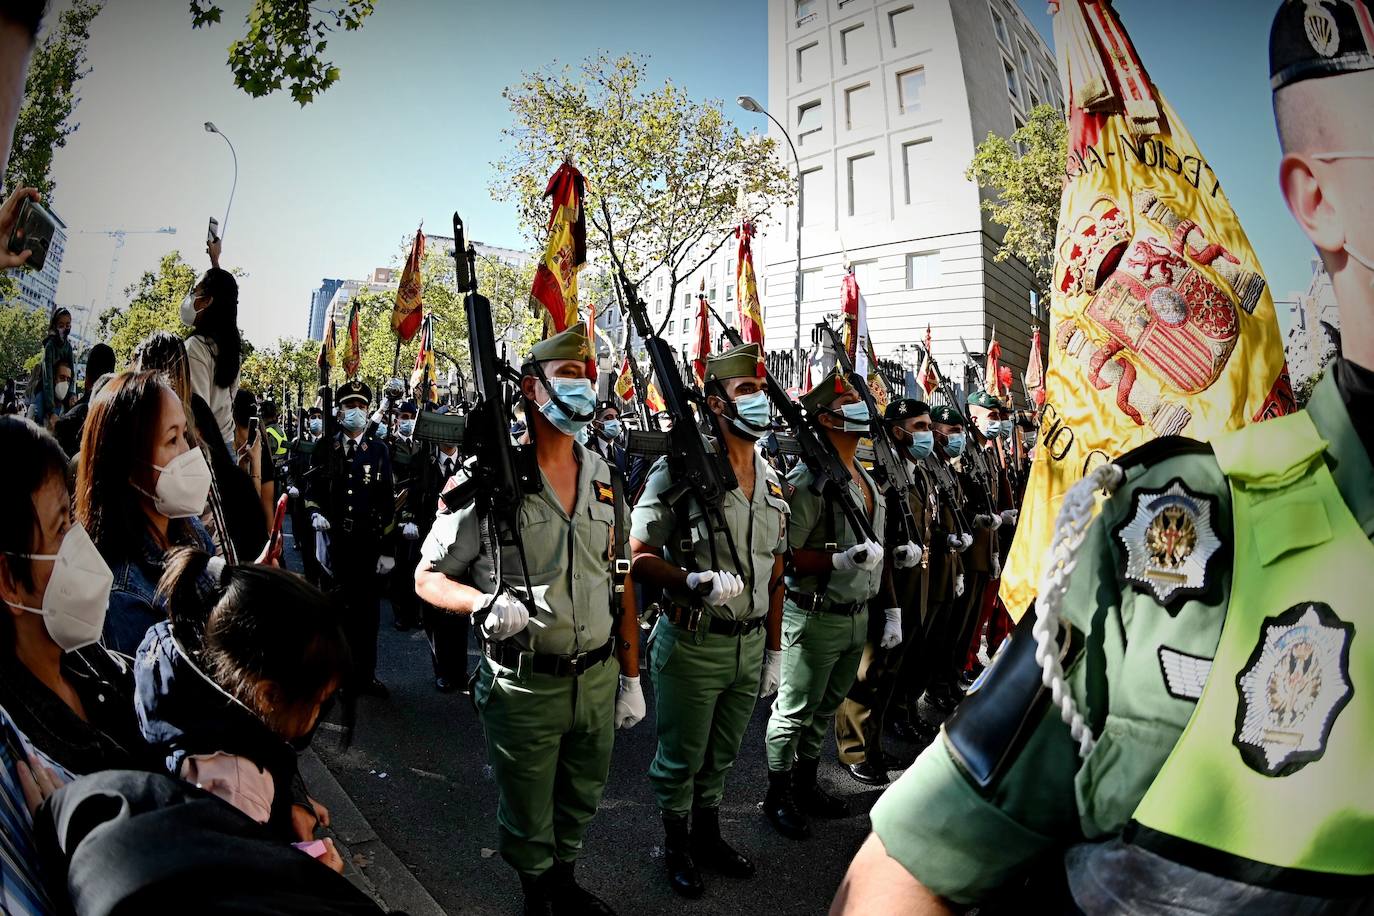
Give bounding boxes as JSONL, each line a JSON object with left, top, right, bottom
{"left": 1116, "top": 479, "right": 1222, "bottom": 608}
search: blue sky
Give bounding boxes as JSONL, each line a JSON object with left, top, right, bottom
{"left": 46, "top": 0, "right": 1310, "bottom": 345}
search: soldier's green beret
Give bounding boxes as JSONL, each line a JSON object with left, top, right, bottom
{"left": 966, "top": 389, "right": 1008, "bottom": 410}
{"left": 706, "top": 343, "right": 764, "bottom": 383}
{"left": 527, "top": 324, "right": 593, "bottom": 367}
{"left": 931, "top": 404, "right": 965, "bottom": 426}
{"left": 335, "top": 379, "right": 372, "bottom": 405}
{"left": 799, "top": 367, "right": 855, "bottom": 415}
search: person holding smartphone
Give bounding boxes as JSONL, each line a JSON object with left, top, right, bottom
{"left": 182, "top": 234, "right": 241, "bottom": 448}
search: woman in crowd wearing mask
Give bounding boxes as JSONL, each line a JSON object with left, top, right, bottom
{"left": 139, "top": 547, "right": 348, "bottom": 871}
{"left": 192, "top": 394, "right": 268, "bottom": 563}
{"left": 30, "top": 308, "right": 74, "bottom": 429}
{"left": 182, "top": 239, "right": 241, "bottom": 449}
{"left": 77, "top": 371, "right": 217, "bottom": 654}
{"left": 53, "top": 343, "right": 115, "bottom": 459}
{"left": 233, "top": 389, "right": 275, "bottom": 533}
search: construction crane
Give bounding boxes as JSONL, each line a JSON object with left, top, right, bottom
{"left": 75, "top": 226, "right": 178, "bottom": 308}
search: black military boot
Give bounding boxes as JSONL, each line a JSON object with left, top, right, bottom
{"left": 691, "top": 806, "right": 755, "bottom": 879}
{"left": 792, "top": 755, "right": 850, "bottom": 819}
{"left": 662, "top": 813, "right": 704, "bottom": 898}
{"left": 844, "top": 756, "right": 890, "bottom": 786}
{"left": 519, "top": 871, "right": 552, "bottom": 916}
{"left": 763, "top": 769, "right": 810, "bottom": 840}
{"left": 547, "top": 859, "right": 615, "bottom": 916}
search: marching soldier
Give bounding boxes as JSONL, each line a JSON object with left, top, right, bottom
{"left": 835, "top": 4, "right": 1374, "bottom": 910}
{"left": 415, "top": 326, "right": 643, "bottom": 916}
{"left": 305, "top": 379, "right": 395, "bottom": 699}
{"left": 835, "top": 399, "right": 937, "bottom": 786}
{"left": 388, "top": 399, "right": 423, "bottom": 631}
{"left": 629, "top": 343, "right": 788, "bottom": 898}
{"left": 763, "top": 367, "right": 898, "bottom": 841}
{"left": 961, "top": 392, "right": 1019, "bottom": 680}
{"left": 411, "top": 407, "right": 470, "bottom": 693}
{"left": 286, "top": 403, "right": 324, "bottom": 584}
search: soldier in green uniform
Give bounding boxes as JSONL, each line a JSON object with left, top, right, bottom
{"left": 415, "top": 325, "right": 642, "bottom": 916}
{"left": 629, "top": 343, "right": 788, "bottom": 898}
{"left": 762, "top": 367, "right": 898, "bottom": 841}
{"left": 833, "top": 5, "right": 1374, "bottom": 910}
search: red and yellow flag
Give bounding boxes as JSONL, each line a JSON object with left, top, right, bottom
{"left": 392, "top": 226, "right": 425, "bottom": 342}
{"left": 1002, "top": 0, "right": 1294, "bottom": 621}
{"left": 691, "top": 285, "right": 711, "bottom": 387}
{"left": 645, "top": 381, "right": 666, "bottom": 414}
{"left": 409, "top": 314, "right": 436, "bottom": 402}
{"left": 339, "top": 299, "right": 361, "bottom": 379}
{"left": 1026, "top": 326, "right": 1046, "bottom": 407}
{"left": 529, "top": 160, "right": 587, "bottom": 335}
{"left": 736, "top": 222, "right": 765, "bottom": 374}
{"left": 985, "top": 330, "right": 1004, "bottom": 399}
{"left": 614, "top": 356, "right": 635, "bottom": 403}
{"left": 317, "top": 306, "right": 337, "bottom": 372}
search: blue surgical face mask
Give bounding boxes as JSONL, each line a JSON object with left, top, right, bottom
{"left": 341, "top": 407, "right": 367, "bottom": 433}
{"left": 539, "top": 377, "right": 596, "bottom": 437}
{"left": 398, "top": 419, "right": 415, "bottom": 438}
{"left": 836, "top": 400, "right": 871, "bottom": 434}
{"left": 907, "top": 430, "right": 934, "bottom": 460}
{"left": 376, "top": 423, "right": 389, "bottom": 438}
{"left": 1000, "top": 422, "right": 1015, "bottom": 441}
{"left": 600, "top": 419, "right": 622, "bottom": 440}
{"left": 943, "top": 432, "right": 966, "bottom": 458}
{"left": 981, "top": 418, "right": 1002, "bottom": 438}
{"left": 308, "top": 418, "right": 322, "bottom": 436}
{"left": 730, "top": 391, "right": 771, "bottom": 438}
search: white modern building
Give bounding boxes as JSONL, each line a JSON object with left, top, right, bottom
{"left": 746, "top": 0, "right": 1060, "bottom": 394}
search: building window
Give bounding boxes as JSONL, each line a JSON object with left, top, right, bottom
{"left": 801, "top": 268, "right": 823, "bottom": 301}
{"left": 796, "top": 0, "right": 818, "bottom": 25}
{"left": 654, "top": 298, "right": 663, "bottom": 315}
{"left": 991, "top": 5, "right": 1008, "bottom": 46}
{"left": 839, "top": 22, "right": 867, "bottom": 65}
{"left": 727, "top": 257, "right": 736, "bottom": 276}
{"left": 897, "top": 67, "right": 926, "bottom": 115}
{"left": 906, "top": 251, "right": 941, "bottom": 288}
{"left": 1004, "top": 59, "right": 1020, "bottom": 101}
{"left": 844, "top": 81, "right": 873, "bottom": 130}
{"left": 1013, "top": 115, "right": 1027, "bottom": 155}
{"left": 901, "top": 137, "right": 931, "bottom": 204}
{"left": 1042, "top": 71, "right": 1055, "bottom": 102}
{"left": 846, "top": 152, "right": 878, "bottom": 216}
{"left": 797, "top": 100, "right": 823, "bottom": 145}
{"left": 709, "top": 262, "right": 717, "bottom": 278}
{"left": 657, "top": 276, "right": 664, "bottom": 291}
{"left": 800, "top": 166, "right": 823, "bottom": 227}
{"left": 683, "top": 292, "right": 692, "bottom": 308}
{"left": 795, "top": 41, "right": 819, "bottom": 83}
{"left": 726, "top": 283, "right": 736, "bottom": 301}
{"left": 888, "top": 4, "right": 915, "bottom": 48}
{"left": 851, "top": 259, "right": 879, "bottom": 291}
{"left": 1029, "top": 87, "right": 1041, "bottom": 109}
{"left": 1018, "top": 42, "right": 1033, "bottom": 77}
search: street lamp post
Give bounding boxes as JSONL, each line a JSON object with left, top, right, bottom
{"left": 203, "top": 122, "right": 238, "bottom": 239}
{"left": 737, "top": 95, "right": 804, "bottom": 390}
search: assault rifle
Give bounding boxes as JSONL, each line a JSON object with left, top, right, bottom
{"left": 439, "top": 213, "right": 540, "bottom": 616}
{"left": 701, "top": 303, "right": 877, "bottom": 546}
{"left": 814, "top": 323, "right": 920, "bottom": 551}
{"left": 618, "top": 269, "right": 742, "bottom": 575}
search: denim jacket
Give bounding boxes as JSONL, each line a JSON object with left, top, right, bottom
{"left": 104, "top": 518, "right": 216, "bottom": 655}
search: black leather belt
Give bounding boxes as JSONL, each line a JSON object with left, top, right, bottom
{"left": 482, "top": 638, "right": 614, "bottom": 677}
{"left": 785, "top": 589, "right": 864, "bottom": 616}
{"left": 666, "top": 605, "right": 765, "bottom": 637}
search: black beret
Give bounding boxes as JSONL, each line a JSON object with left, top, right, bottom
{"left": 1271, "top": 0, "right": 1374, "bottom": 91}
{"left": 884, "top": 398, "right": 931, "bottom": 422}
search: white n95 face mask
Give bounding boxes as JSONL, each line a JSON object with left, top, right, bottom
{"left": 145, "top": 446, "right": 212, "bottom": 518}
{"left": 9, "top": 522, "right": 113, "bottom": 651}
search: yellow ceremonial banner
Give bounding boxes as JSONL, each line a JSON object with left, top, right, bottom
{"left": 1001, "top": 0, "right": 1295, "bottom": 622}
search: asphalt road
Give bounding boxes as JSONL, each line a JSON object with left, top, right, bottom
{"left": 297, "top": 533, "right": 927, "bottom": 916}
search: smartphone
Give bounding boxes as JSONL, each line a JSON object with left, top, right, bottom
{"left": 247, "top": 416, "right": 259, "bottom": 447}
{"left": 6, "top": 198, "right": 57, "bottom": 272}
{"left": 207, "top": 217, "right": 219, "bottom": 245}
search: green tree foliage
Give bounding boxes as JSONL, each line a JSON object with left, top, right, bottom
{"left": 5, "top": 0, "right": 104, "bottom": 197}
{"left": 98, "top": 251, "right": 197, "bottom": 366}
{"left": 239, "top": 335, "right": 319, "bottom": 403}
{"left": 965, "top": 103, "right": 1067, "bottom": 293}
{"left": 0, "top": 303, "right": 48, "bottom": 383}
{"left": 492, "top": 53, "right": 793, "bottom": 333}
{"left": 189, "top": 0, "right": 376, "bottom": 105}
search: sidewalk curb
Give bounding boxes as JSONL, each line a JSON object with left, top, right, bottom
{"left": 300, "top": 749, "right": 446, "bottom": 916}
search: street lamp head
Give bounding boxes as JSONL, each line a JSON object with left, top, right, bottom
{"left": 737, "top": 95, "right": 763, "bottom": 113}
{"left": 204, "top": 121, "right": 218, "bottom": 134}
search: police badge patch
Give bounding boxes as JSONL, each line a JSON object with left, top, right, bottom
{"left": 1116, "top": 479, "right": 1222, "bottom": 609}
{"left": 1234, "top": 602, "right": 1354, "bottom": 778}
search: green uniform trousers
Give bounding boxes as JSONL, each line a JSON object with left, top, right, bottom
{"left": 765, "top": 602, "right": 869, "bottom": 771}
{"left": 648, "top": 619, "right": 765, "bottom": 815}
{"left": 474, "top": 653, "right": 618, "bottom": 877}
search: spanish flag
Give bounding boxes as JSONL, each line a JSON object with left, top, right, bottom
{"left": 529, "top": 160, "right": 587, "bottom": 335}
{"left": 614, "top": 356, "right": 635, "bottom": 403}
{"left": 392, "top": 226, "right": 424, "bottom": 342}
{"left": 339, "top": 299, "right": 361, "bottom": 380}
{"left": 1001, "top": 0, "right": 1294, "bottom": 622}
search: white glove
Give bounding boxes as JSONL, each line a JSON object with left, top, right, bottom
{"left": 955, "top": 574, "right": 966, "bottom": 597}
{"left": 879, "top": 608, "right": 903, "bottom": 650}
{"left": 288, "top": 486, "right": 300, "bottom": 498}
{"left": 401, "top": 522, "right": 419, "bottom": 541}
{"left": 1000, "top": 509, "right": 1018, "bottom": 526}
{"left": 311, "top": 513, "right": 331, "bottom": 532}
{"left": 758, "top": 649, "right": 782, "bottom": 697}
{"left": 975, "top": 513, "right": 1001, "bottom": 531}
{"left": 685, "top": 570, "right": 745, "bottom": 606}
{"left": 375, "top": 556, "right": 395, "bottom": 575}
{"left": 893, "top": 542, "right": 923, "bottom": 570}
{"left": 477, "top": 592, "right": 530, "bottom": 640}
{"left": 832, "top": 540, "right": 883, "bottom": 572}
{"left": 615, "top": 675, "right": 646, "bottom": 729}
{"left": 946, "top": 534, "right": 963, "bottom": 551}
{"left": 960, "top": 533, "right": 974, "bottom": 551}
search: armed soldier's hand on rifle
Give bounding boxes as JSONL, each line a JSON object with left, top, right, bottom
{"left": 833, "top": 539, "right": 883, "bottom": 572}
{"left": 401, "top": 522, "right": 419, "bottom": 540}
{"left": 375, "top": 556, "right": 395, "bottom": 576}
{"left": 879, "top": 608, "right": 903, "bottom": 650}
{"left": 476, "top": 592, "right": 530, "bottom": 640}
{"left": 685, "top": 570, "right": 745, "bottom": 606}
{"left": 615, "top": 676, "right": 645, "bottom": 729}
{"left": 759, "top": 649, "right": 782, "bottom": 697}
{"left": 893, "top": 542, "right": 923, "bottom": 570}
{"left": 1000, "top": 508, "right": 1018, "bottom": 527}
{"left": 311, "top": 513, "right": 331, "bottom": 532}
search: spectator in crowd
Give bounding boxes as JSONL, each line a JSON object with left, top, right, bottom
{"left": 54, "top": 343, "right": 115, "bottom": 457}
{"left": 30, "top": 308, "right": 74, "bottom": 429}
{"left": 183, "top": 240, "right": 241, "bottom": 448}
{"left": 233, "top": 389, "right": 275, "bottom": 533}
{"left": 76, "top": 371, "right": 216, "bottom": 654}
{"left": 193, "top": 393, "right": 267, "bottom": 563}
{"left": 0, "top": 418, "right": 149, "bottom": 780}
{"left": 138, "top": 547, "right": 348, "bottom": 868}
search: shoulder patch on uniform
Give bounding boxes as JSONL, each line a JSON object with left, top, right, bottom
{"left": 1157, "top": 646, "right": 1213, "bottom": 701}
{"left": 1113, "top": 478, "right": 1223, "bottom": 612}
{"left": 594, "top": 480, "right": 615, "bottom": 505}
{"left": 1234, "top": 601, "right": 1354, "bottom": 778}
{"left": 767, "top": 480, "right": 784, "bottom": 500}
